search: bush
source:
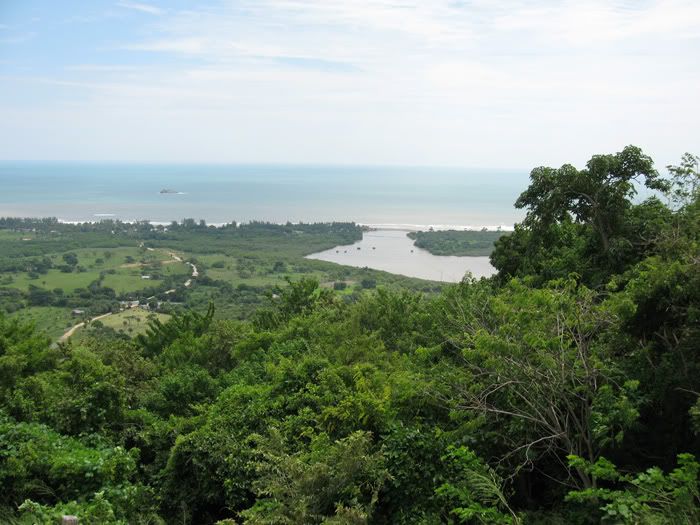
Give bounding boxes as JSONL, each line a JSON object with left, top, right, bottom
{"left": 360, "top": 279, "right": 376, "bottom": 289}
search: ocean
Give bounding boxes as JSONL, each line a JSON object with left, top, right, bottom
{"left": 0, "top": 162, "right": 527, "bottom": 228}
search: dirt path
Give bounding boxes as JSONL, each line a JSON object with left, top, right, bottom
{"left": 59, "top": 247, "right": 198, "bottom": 342}
{"left": 184, "top": 263, "right": 198, "bottom": 288}
{"left": 58, "top": 311, "right": 114, "bottom": 342}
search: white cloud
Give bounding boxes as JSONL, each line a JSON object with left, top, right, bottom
{"left": 1, "top": 0, "right": 699, "bottom": 166}
{"left": 116, "top": 1, "right": 164, "bottom": 16}
{"left": 492, "top": 0, "right": 700, "bottom": 45}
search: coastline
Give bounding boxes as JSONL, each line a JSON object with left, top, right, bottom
{"left": 46, "top": 217, "right": 515, "bottom": 233}
{"left": 359, "top": 222, "right": 514, "bottom": 232}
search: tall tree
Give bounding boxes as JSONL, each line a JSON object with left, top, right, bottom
{"left": 516, "top": 145, "right": 668, "bottom": 254}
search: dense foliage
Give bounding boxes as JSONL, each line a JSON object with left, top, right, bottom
{"left": 1, "top": 147, "right": 698, "bottom": 524}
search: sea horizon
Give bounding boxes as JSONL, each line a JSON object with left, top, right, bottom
{"left": 0, "top": 161, "right": 527, "bottom": 228}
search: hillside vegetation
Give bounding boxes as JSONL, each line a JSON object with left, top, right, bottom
{"left": 0, "top": 221, "right": 437, "bottom": 339}
{"left": 1, "top": 146, "right": 699, "bottom": 524}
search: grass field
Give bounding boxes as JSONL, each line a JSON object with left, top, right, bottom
{"left": 74, "top": 308, "right": 171, "bottom": 341}
{"left": 4, "top": 246, "right": 190, "bottom": 294}
{"left": 101, "top": 260, "right": 190, "bottom": 294}
{"left": 0, "top": 230, "right": 28, "bottom": 241}
{"left": 9, "top": 269, "right": 98, "bottom": 292}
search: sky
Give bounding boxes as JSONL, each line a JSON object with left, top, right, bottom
{"left": 0, "top": 0, "right": 698, "bottom": 168}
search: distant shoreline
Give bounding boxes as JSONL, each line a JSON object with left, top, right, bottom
{"left": 1, "top": 215, "right": 514, "bottom": 233}
{"left": 44, "top": 218, "right": 515, "bottom": 233}
{"left": 358, "top": 223, "right": 513, "bottom": 232}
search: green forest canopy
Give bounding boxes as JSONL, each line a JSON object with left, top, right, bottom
{"left": 1, "top": 146, "right": 699, "bottom": 524}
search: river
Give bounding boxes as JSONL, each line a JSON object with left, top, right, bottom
{"left": 306, "top": 230, "right": 496, "bottom": 282}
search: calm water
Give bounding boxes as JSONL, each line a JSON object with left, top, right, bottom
{"left": 0, "top": 162, "right": 526, "bottom": 227}
{"left": 307, "top": 230, "right": 495, "bottom": 282}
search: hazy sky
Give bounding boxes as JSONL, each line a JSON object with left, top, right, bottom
{"left": 1, "top": 0, "right": 698, "bottom": 168}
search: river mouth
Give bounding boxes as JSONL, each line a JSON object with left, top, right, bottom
{"left": 306, "top": 230, "right": 496, "bottom": 282}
